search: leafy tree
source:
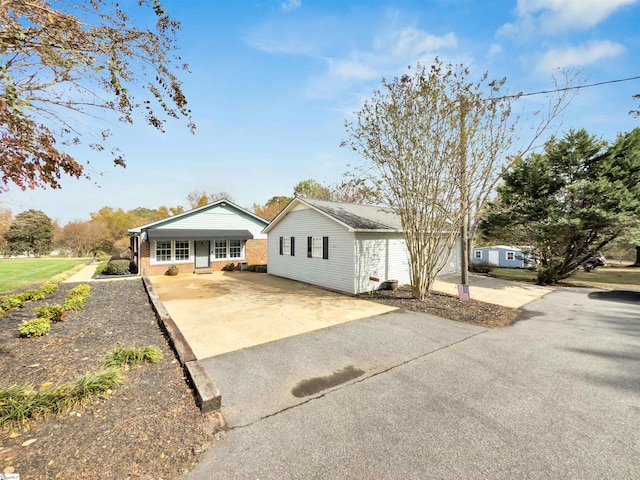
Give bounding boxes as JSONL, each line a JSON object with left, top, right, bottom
{"left": 6, "top": 209, "right": 54, "bottom": 256}
{"left": 55, "top": 220, "right": 107, "bottom": 257}
{"left": 253, "top": 196, "right": 292, "bottom": 221}
{"left": 0, "top": 0, "right": 194, "bottom": 191}
{"left": 293, "top": 179, "right": 332, "bottom": 200}
{"left": 480, "top": 128, "right": 640, "bottom": 285}
{"left": 343, "top": 61, "right": 518, "bottom": 299}
{"left": 186, "top": 191, "right": 234, "bottom": 209}
{"left": 0, "top": 203, "right": 12, "bottom": 254}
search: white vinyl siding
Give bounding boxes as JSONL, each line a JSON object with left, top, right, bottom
{"left": 153, "top": 204, "right": 267, "bottom": 239}
{"left": 354, "top": 233, "right": 411, "bottom": 294}
{"left": 267, "top": 209, "right": 355, "bottom": 294}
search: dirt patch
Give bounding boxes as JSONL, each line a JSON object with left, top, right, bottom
{"left": 0, "top": 280, "right": 217, "bottom": 480}
{"left": 364, "top": 285, "right": 517, "bottom": 328}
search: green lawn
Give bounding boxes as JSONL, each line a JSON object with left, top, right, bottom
{"left": 489, "top": 266, "right": 640, "bottom": 288}
{"left": 0, "top": 258, "right": 88, "bottom": 293}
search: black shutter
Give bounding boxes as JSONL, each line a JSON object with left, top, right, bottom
{"left": 307, "top": 237, "right": 312, "bottom": 258}
{"left": 290, "top": 237, "right": 295, "bottom": 256}
{"left": 279, "top": 236, "right": 283, "bottom": 255}
{"left": 322, "top": 236, "right": 329, "bottom": 259}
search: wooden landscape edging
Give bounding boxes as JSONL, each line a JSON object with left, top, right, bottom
{"left": 141, "top": 276, "right": 221, "bottom": 413}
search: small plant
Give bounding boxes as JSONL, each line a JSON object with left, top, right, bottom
{"left": 17, "top": 289, "right": 46, "bottom": 302}
{"left": 0, "top": 368, "right": 123, "bottom": 428}
{"left": 34, "top": 304, "right": 66, "bottom": 322}
{"left": 67, "top": 284, "right": 91, "bottom": 298}
{"left": 19, "top": 317, "right": 51, "bottom": 337}
{"left": 0, "top": 295, "right": 25, "bottom": 312}
{"left": 39, "top": 283, "right": 59, "bottom": 295}
{"left": 223, "top": 262, "right": 236, "bottom": 271}
{"left": 103, "top": 346, "right": 164, "bottom": 368}
{"left": 62, "top": 296, "right": 85, "bottom": 311}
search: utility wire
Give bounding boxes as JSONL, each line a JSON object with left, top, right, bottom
{"left": 490, "top": 74, "right": 640, "bottom": 101}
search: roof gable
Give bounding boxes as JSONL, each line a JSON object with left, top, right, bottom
{"left": 129, "top": 199, "right": 268, "bottom": 233}
{"left": 263, "top": 197, "right": 403, "bottom": 233}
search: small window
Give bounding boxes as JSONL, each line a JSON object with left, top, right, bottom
{"left": 229, "top": 239, "right": 241, "bottom": 258}
{"left": 474, "top": 250, "right": 482, "bottom": 259}
{"left": 214, "top": 239, "right": 227, "bottom": 259}
{"left": 282, "top": 237, "right": 291, "bottom": 255}
{"left": 506, "top": 251, "right": 515, "bottom": 261}
{"left": 312, "top": 237, "right": 323, "bottom": 258}
{"left": 156, "top": 241, "right": 171, "bottom": 262}
{"left": 175, "top": 241, "right": 190, "bottom": 261}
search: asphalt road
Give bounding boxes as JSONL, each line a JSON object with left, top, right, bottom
{"left": 189, "top": 287, "right": 640, "bottom": 479}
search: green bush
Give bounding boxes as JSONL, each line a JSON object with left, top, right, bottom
{"left": 34, "top": 304, "right": 66, "bottom": 322}
{"left": 67, "top": 284, "right": 91, "bottom": 298}
{"left": 103, "top": 346, "right": 164, "bottom": 368}
{"left": 102, "top": 259, "right": 131, "bottom": 275}
{"left": 470, "top": 263, "right": 493, "bottom": 274}
{"left": 62, "top": 296, "right": 85, "bottom": 311}
{"left": 39, "top": 283, "right": 59, "bottom": 295}
{"left": 248, "top": 264, "right": 267, "bottom": 273}
{"left": 0, "top": 295, "right": 25, "bottom": 312}
{"left": 17, "top": 289, "right": 46, "bottom": 302}
{"left": 19, "top": 318, "right": 51, "bottom": 337}
{"left": 94, "top": 260, "right": 108, "bottom": 275}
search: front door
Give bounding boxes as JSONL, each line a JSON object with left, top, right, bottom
{"left": 488, "top": 250, "right": 500, "bottom": 266}
{"left": 194, "top": 240, "right": 210, "bottom": 269}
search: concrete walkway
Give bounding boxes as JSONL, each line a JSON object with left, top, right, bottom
{"left": 61, "top": 263, "right": 97, "bottom": 283}
{"left": 433, "top": 272, "right": 551, "bottom": 308}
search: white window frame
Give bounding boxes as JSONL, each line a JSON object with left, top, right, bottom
{"left": 213, "top": 239, "right": 245, "bottom": 260}
{"left": 283, "top": 237, "right": 291, "bottom": 255}
{"left": 155, "top": 241, "right": 172, "bottom": 262}
{"left": 175, "top": 241, "right": 190, "bottom": 261}
{"left": 506, "top": 251, "right": 515, "bottom": 261}
{"left": 312, "top": 237, "right": 323, "bottom": 258}
{"left": 153, "top": 240, "right": 191, "bottom": 264}
{"left": 474, "top": 250, "right": 482, "bottom": 259}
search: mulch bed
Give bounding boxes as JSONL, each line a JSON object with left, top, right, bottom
{"left": 0, "top": 280, "right": 217, "bottom": 480}
{"left": 363, "top": 285, "right": 517, "bottom": 327}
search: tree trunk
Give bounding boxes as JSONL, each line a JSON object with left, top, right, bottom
{"left": 635, "top": 245, "right": 640, "bottom": 266}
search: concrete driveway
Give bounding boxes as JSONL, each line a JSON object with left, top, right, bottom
{"left": 189, "top": 287, "right": 640, "bottom": 479}
{"left": 149, "top": 272, "right": 396, "bottom": 359}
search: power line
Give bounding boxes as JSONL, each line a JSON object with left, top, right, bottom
{"left": 491, "top": 74, "right": 640, "bottom": 101}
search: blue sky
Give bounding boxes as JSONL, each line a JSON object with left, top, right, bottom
{"left": 4, "top": 0, "right": 640, "bottom": 224}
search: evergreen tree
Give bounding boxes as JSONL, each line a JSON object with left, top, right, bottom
{"left": 6, "top": 210, "right": 54, "bottom": 256}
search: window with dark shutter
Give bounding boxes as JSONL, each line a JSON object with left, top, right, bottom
{"left": 279, "top": 236, "right": 283, "bottom": 255}
{"left": 322, "top": 236, "right": 329, "bottom": 259}
{"left": 307, "top": 237, "right": 312, "bottom": 258}
{"left": 290, "top": 237, "right": 295, "bottom": 256}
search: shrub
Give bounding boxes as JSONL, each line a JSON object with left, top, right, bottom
{"left": 0, "top": 295, "right": 25, "bottom": 312}
{"left": 17, "top": 289, "right": 46, "bottom": 302}
{"left": 470, "top": 263, "right": 493, "bottom": 274}
{"left": 19, "top": 318, "right": 51, "bottom": 337}
{"left": 34, "top": 304, "right": 66, "bottom": 322}
{"left": 103, "top": 346, "right": 164, "bottom": 368}
{"left": 62, "top": 296, "right": 85, "bottom": 311}
{"left": 39, "top": 283, "right": 59, "bottom": 295}
{"left": 67, "top": 284, "right": 91, "bottom": 298}
{"left": 248, "top": 264, "right": 267, "bottom": 273}
{"left": 102, "top": 259, "right": 131, "bottom": 275}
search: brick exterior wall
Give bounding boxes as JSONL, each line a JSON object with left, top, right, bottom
{"left": 137, "top": 239, "right": 268, "bottom": 276}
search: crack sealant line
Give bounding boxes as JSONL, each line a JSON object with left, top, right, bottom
{"left": 226, "top": 328, "right": 489, "bottom": 431}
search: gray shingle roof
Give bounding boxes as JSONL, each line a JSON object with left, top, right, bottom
{"left": 302, "top": 198, "right": 402, "bottom": 231}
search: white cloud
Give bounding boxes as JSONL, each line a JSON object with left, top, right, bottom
{"left": 281, "top": 0, "right": 301, "bottom": 13}
{"left": 488, "top": 43, "right": 503, "bottom": 57}
{"left": 535, "top": 40, "right": 625, "bottom": 72}
{"left": 500, "top": 0, "right": 638, "bottom": 36}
